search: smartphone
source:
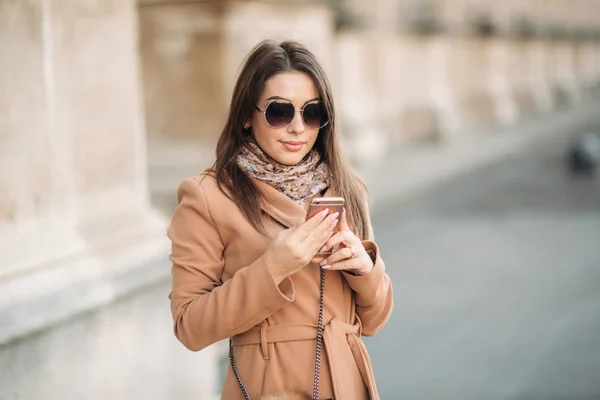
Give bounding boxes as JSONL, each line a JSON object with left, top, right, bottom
{"left": 306, "top": 197, "right": 345, "bottom": 257}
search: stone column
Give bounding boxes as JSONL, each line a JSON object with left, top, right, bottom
{"left": 550, "top": 41, "right": 582, "bottom": 104}
{"left": 332, "top": 0, "right": 389, "bottom": 164}
{"left": 429, "top": 0, "right": 498, "bottom": 137}
{"left": 485, "top": 37, "right": 519, "bottom": 125}
{"left": 376, "top": 34, "right": 440, "bottom": 145}
{"left": 574, "top": 0, "right": 600, "bottom": 92}
{"left": 525, "top": 38, "right": 555, "bottom": 112}
{"left": 336, "top": 30, "right": 390, "bottom": 164}
{"left": 0, "top": 0, "right": 168, "bottom": 345}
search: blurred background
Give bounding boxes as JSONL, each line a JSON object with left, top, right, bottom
{"left": 1, "top": 0, "right": 600, "bottom": 399}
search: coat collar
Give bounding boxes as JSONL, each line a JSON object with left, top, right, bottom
{"left": 202, "top": 168, "right": 334, "bottom": 229}
{"left": 255, "top": 180, "right": 334, "bottom": 229}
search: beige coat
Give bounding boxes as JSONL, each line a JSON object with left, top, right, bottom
{"left": 168, "top": 171, "right": 394, "bottom": 399}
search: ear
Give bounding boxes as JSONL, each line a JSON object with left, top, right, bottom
{"left": 243, "top": 121, "right": 251, "bottom": 130}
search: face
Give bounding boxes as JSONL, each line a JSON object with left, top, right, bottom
{"left": 248, "top": 71, "right": 322, "bottom": 166}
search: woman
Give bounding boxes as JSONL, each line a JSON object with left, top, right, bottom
{"left": 168, "top": 40, "right": 393, "bottom": 400}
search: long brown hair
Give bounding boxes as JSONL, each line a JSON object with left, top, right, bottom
{"left": 214, "top": 40, "right": 370, "bottom": 239}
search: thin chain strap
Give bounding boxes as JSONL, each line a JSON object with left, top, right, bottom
{"left": 312, "top": 266, "right": 326, "bottom": 400}
{"left": 229, "top": 337, "right": 251, "bottom": 400}
{"left": 228, "top": 267, "right": 326, "bottom": 400}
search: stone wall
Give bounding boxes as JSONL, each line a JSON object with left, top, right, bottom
{"left": 0, "top": 0, "right": 168, "bottom": 346}
{"left": 333, "top": 0, "right": 600, "bottom": 163}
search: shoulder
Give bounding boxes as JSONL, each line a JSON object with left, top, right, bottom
{"left": 175, "top": 169, "right": 238, "bottom": 229}
{"left": 176, "top": 169, "right": 229, "bottom": 203}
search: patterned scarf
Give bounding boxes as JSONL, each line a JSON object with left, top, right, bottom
{"left": 236, "top": 141, "right": 330, "bottom": 207}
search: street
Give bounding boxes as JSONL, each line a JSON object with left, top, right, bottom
{"left": 366, "top": 127, "right": 600, "bottom": 399}
{"left": 1, "top": 125, "right": 599, "bottom": 400}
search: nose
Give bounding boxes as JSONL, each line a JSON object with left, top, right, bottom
{"left": 287, "top": 110, "right": 305, "bottom": 135}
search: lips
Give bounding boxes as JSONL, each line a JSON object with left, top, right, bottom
{"left": 280, "top": 141, "right": 304, "bottom": 152}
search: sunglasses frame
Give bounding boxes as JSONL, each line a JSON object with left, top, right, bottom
{"left": 254, "top": 99, "right": 329, "bottom": 129}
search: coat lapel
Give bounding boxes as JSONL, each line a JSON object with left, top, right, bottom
{"left": 254, "top": 180, "right": 335, "bottom": 229}
{"left": 255, "top": 180, "right": 305, "bottom": 229}
{"left": 201, "top": 168, "right": 334, "bottom": 229}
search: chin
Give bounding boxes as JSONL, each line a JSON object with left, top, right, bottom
{"left": 276, "top": 153, "right": 306, "bottom": 166}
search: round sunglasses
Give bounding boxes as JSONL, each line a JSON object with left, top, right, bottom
{"left": 255, "top": 100, "right": 329, "bottom": 129}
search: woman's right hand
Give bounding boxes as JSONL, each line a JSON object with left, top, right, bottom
{"left": 265, "top": 209, "right": 339, "bottom": 284}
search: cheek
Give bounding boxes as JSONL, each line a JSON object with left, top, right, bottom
{"left": 307, "top": 129, "right": 320, "bottom": 144}
{"left": 251, "top": 113, "right": 263, "bottom": 133}
{"left": 251, "top": 117, "right": 280, "bottom": 143}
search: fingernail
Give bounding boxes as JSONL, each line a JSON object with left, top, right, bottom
{"left": 321, "top": 264, "right": 330, "bottom": 270}
{"left": 329, "top": 212, "right": 339, "bottom": 220}
{"left": 320, "top": 259, "right": 327, "bottom": 266}
{"left": 330, "top": 219, "right": 338, "bottom": 229}
{"left": 320, "top": 208, "right": 329, "bottom": 217}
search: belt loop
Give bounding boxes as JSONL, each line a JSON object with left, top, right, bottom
{"left": 260, "top": 321, "right": 270, "bottom": 360}
{"left": 355, "top": 314, "right": 363, "bottom": 336}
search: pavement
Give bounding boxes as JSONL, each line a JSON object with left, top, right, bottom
{"left": 1, "top": 98, "right": 600, "bottom": 400}
{"left": 364, "top": 114, "right": 600, "bottom": 399}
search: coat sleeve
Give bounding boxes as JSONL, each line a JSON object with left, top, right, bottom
{"left": 342, "top": 193, "right": 393, "bottom": 336}
{"left": 168, "top": 178, "right": 295, "bottom": 351}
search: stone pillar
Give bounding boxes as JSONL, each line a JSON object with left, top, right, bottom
{"left": 429, "top": 0, "right": 498, "bottom": 137}
{"left": 573, "top": 0, "right": 600, "bottom": 92}
{"left": 0, "top": 0, "right": 168, "bottom": 345}
{"left": 592, "top": 41, "right": 600, "bottom": 89}
{"left": 525, "top": 38, "right": 555, "bottom": 112}
{"left": 549, "top": 40, "right": 582, "bottom": 104}
{"left": 336, "top": 30, "right": 389, "bottom": 164}
{"left": 139, "top": 1, "right": 226, "bottom": 200}
{"left": 485, "top": 37, "right": 519, "bottom": 125}
{"left": 426, "top": 36, "right": 469, "bottom": 138}
{"left": 377, "top": 34, "right": 440, "bottom": 144}
{"left": 332, "top": 0, "right": 390, "bottom": 163}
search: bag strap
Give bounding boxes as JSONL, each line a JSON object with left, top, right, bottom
{"left": 229, "top": 267, "right": 326, "bottom": 400}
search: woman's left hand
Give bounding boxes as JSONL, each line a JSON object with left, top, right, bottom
{"left": 318, "top": 209, "right": 374, "bottom": 275}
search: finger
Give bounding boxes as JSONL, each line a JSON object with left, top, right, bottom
{"left": 303, "top": 213, "right": 339, "bottom": 251}
{"left": 339, "top": 208, "right": 351, "bottom": 232}
{"left": 301, "top": 211, "right": 339, "bottom": 241}
{"left": 311, "top": 254, "right": 326, "bottom": 264}
{"left": 320, "top": 258, "right": 358, "bottom": 271}
{"left": 320, "top": 246, "right": 355, "bottom": 266}
{"left": 321, "top": 231, "right": 356, "bottom": 253}
{"left": 294, "top": 208, "right": 330, "bottom": 238}
{"left": 292, "top": 211, "right": 338, "bottom": 259}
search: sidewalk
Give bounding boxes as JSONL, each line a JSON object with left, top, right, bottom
{"left": 359, "top": 95, "right": 600, "bottom": 218}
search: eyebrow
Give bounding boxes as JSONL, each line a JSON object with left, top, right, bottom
{"left": 265, "top": 95, "right": 321, "bottom": 103}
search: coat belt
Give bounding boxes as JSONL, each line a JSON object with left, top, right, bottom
{"left": 231, "top": 318, "right": 379, "bottom": 400}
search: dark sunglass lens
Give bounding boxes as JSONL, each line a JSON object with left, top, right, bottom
{"left": 303, "top": 102, "right": 326, "bottom": 128}
{"left": 265, "top": 102, "right": 294, "bottom": 127}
